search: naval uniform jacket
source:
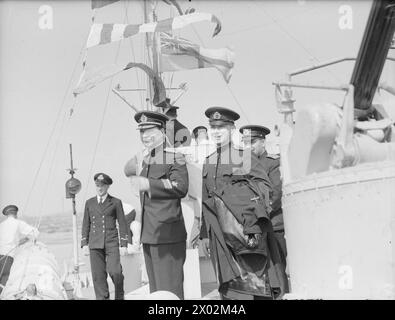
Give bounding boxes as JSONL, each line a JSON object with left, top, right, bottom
{"left": 258, "top": 152, "right": 283, "bottom": 232}
{"left": 81, "top": 195, "right": 128, "bottom": 249}
{"left": 138, "top": 144, "right": 189, "bottom": 244}
{"left": 200, "top": 143, "right": 272, "bottom": 239}
{"left": 199, "top": 143, "right": 275, "bottom": 286}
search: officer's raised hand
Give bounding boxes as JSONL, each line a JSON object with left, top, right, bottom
{"left": 82, "top": 245, "right": 89, "bottom": 256}
{"left": 130, "top": 176, "right": 150, "bottom": 192}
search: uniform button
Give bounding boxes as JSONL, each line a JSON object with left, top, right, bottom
{"left": 93, "top": 216, "right": 95, "bottom": 219}
{"left": 103, "top": 230, "right": 105, "bottom": 233}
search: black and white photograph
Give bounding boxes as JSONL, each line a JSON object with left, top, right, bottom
{"left": 0, "top": 0, "right": 394, "bottom": 307}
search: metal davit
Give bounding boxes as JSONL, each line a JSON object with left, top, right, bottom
{"left": 274, "top": 0, "right": 395, "bottom": 299}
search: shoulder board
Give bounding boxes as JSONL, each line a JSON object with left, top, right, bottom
{"left": 267, "top": 153, "right": 280, "bottom": 160}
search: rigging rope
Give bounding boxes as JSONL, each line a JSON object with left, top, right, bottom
{"left": 189, "top": 23, "right": 251, "bottom": 123}
{"left": 249, "top": 2, "right": 341, "bottom": 83}
{"left": 36, "top": 109, "right": 69, "bottom": 230}
{"left": 81, "top": 9, "right": 127, "bottom": 206}
{"left": 32, "top": 23, "right": 93, "bottom": 228}
{"left": 21, "top": 42, "right": 87, "bottom": 219}
{"left": 216, "top": 6, "right": 319, "bottom": 38}
{"left": 33, "top": 6, "right": 96, "bottom": 228}
{"left": 125, "top": 0, "right": 144, "bottom": 108}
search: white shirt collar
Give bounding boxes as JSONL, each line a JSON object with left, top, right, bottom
{"left": 97, "top": 193, "right": 108, "bottom": 203}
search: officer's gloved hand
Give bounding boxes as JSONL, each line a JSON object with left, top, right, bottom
{"left": 82, "top": 246, "right": 90, "bottom": 256}
{"left": 199, "top": 238, "right": 210, "bottom": 258}
{"left": 119, "top": 246, "right": 128, "bottom": 256}
{"left": 124, "top": 157, "right": 137, "bottom": 177}
{"left": 130, "top": 176, "right": 150, "bottom": 192}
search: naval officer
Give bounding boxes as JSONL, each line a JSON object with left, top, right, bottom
{"left": 81, "top": 173, "right": 128, "bottom": 300}
{"left": 124, "top": 111, "right": 189, "bottom": 299}
{"left": 199, "top": 107, "right": 284, "bottom": 300}
{"left": 240, "top": 125, "right": 288, "bottom": 297}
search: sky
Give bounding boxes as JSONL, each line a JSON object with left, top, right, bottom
{"left": 1, "top": 0, "right": 393, "bottom": 219}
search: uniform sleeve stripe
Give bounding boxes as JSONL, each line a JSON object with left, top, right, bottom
{"left": 161, "top": 179, "right": 173, "bottom": 189}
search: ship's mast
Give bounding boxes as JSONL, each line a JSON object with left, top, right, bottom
{"left": 143, "top": 0, "right": 162, "bottom": 111}
{"left": 69, "top": 145, "right": 79, "bottom": 275}
{"left": 65, "top": 143, "right": 82, "bottom": 298}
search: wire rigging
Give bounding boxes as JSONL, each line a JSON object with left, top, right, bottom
{"left": 188, "top": 22, "right": 251, "bottom": 123}
{"left": 249, "top": 2, "right": 341, "bottom": 83}
{"left": 216, "top": 6, "right": 319, "bottom": 38}
{"left": 21, "top": 41, "right": 87, "bottom": 218}
{"left": 125, "top": 0, "right": 144, "bottom": 108}
{"left": 81, "top": 8, "right": 128, "bottom": 206}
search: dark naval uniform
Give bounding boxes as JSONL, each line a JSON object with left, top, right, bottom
{"left": 240, "top": 125, "right": 288, "bottom": 297}
{"left": 81, "top": 174, "right": 128, "bottom": 300}
{"left": 125, "top": 110, "right": 189, "bottom": 299}
{"left": 259, "top": 151, "right": 287, "bottom": 294}
{"left": 200, "top": 107, "right": 281, "bottom": 300}
{"left": 259, "top": 152, "right": 285, "bottom": 250}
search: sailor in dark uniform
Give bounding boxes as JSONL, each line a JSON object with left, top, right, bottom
{"left": 81, "top": 173, "right": 128, "bottom": 300}
{"left": 199, "top": 107, "right": 285, "bottom": 300}
{"left": 124, "top": 111, "right": 189, "bottom": 299}
{"left": 240, "top": 125, "right": 288, "bottom": 297}
{"left": 156, "top": 98, "right": 191, "bottom": 147}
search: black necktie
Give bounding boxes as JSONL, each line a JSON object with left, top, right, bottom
{"left": 214, "top": 147, "right": 221, "bottom": 189}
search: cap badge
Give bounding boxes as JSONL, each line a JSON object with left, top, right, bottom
{"left": 141, "top": 114, "right": 148, "bottom": 122}
{"left": 243, "top": 129, "right": 251, "bottom": 135}
{"left": 98, "top": 174, "right": 104, "bottom": 180}
{"left": 213, "top": 111, "right": 221, "bottom": 120}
